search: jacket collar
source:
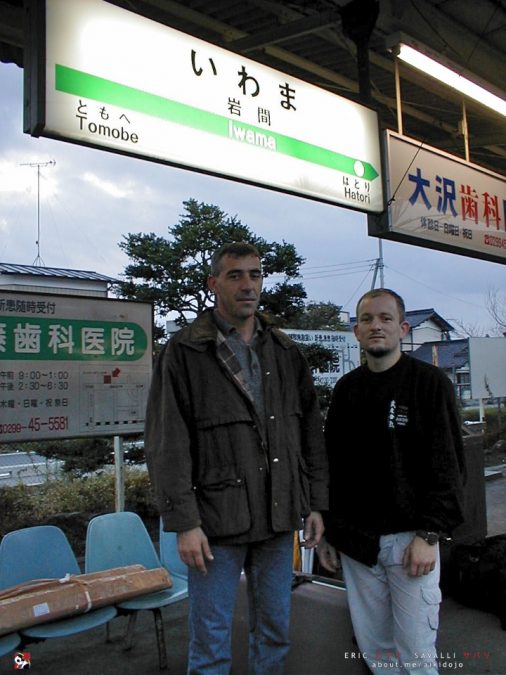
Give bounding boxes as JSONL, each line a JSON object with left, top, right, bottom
{"left": 180, "top": 309, "right": 294, "bottom": 350}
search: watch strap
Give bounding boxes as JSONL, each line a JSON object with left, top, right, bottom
{"left": 415, "top": 530, "right": 439, "bottom": 545}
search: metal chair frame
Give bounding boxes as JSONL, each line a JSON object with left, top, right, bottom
{"left": 85, "top": 512, "right": 188, "bottom": 671}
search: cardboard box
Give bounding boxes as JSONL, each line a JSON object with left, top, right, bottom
{"left": 0, "top": 564, "right": 172, "bottom": 636}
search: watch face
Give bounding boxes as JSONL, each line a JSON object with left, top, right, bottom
{"left": 417, "top": 530, "right": 439, "bottom": 545}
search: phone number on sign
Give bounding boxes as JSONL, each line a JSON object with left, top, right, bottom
{"left": 0, "top": 417, "right": 69, "bottom": 435}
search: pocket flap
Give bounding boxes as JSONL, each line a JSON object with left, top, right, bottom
{"left": 196, "top": 413, "right": 253, "bottom": 429}
{"left": 421, "top": 586, "right": 442, "bottom": 606}
{"left": 199, "top": 466, "right": 244, "bottom": 490}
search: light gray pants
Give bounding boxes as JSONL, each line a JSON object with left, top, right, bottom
{"left": 341, "top": 532, "right": 441, "bottom": 675}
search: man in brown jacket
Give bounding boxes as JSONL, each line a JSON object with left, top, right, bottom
{"left": 145, "top": 242, "right": 328, "bottom": 675}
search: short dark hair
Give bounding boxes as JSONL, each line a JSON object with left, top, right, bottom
{"left": 210, "top": 242, "right": 261, "bottom": 276}
{"left": 356, "top": 288, "right": 406, "bottom": 322}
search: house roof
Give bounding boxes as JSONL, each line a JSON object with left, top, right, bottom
{"left": 412, "top": 338, "right": 469, "bottom": 369}
{"left": 0, "top": 262, "right": 118, "bottom": 283}
{"left": 351, "top": 307, "right": 454, "bottom": 332}
{"left": 405, "top": 309, "right": 454, "bottom": 332}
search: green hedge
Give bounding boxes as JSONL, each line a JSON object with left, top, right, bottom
{"left": 0, "top": 469, "right": 159, "bottom": 555}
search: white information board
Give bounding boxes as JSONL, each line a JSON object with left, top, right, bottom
{"left": 0, "top": 291, "right": 152, "bottom": 442}
{"left": 468, "top": 337, "right": 506, "bottom": 399}
{"left": 27, "top": 0, "right": 383, "bottom": 212}
{"left": 283, "top": 328, "right": 359, "bottom": 387}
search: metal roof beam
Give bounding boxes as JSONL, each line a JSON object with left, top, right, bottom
{"left": 227, "top": 10, "right": 341, "bottom": 53}
{"left": 0, "top": 1, "right": 23, "bottom": 47}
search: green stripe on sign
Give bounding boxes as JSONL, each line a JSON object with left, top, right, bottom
{"left": 55, "top": 64, "right": 379, "bottom": 181}
{"left": 0, "top": 317, "right": 147, "bottom": 361}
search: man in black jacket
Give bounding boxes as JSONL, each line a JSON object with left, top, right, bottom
{"left": 145, "top": 242, "right": 328, "bottom": 674}
{"left": 318, "top": 288, "right": 465, "bottom": 674}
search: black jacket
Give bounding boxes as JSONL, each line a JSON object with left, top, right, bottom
{"left": 324, "top": 354, "right": 466, "bottom": 566}
{"left": 145, "top": 310, "right": 328, "bottom": 543}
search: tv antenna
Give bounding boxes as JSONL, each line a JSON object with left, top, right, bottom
{"left": 19, "top": 159, "right": 56, "bottom": 266}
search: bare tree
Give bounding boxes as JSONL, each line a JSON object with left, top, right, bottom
{"left": 450, "top": 318, "right": 488, "bottom": 338}
{"left": 486, "top": 287, "right": 506, "bottom": 335}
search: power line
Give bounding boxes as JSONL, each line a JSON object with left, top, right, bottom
{"left": 300, "top": 258, "right": 377, "bottom": 271}
{"left": 386, "top": 265, "right": 486, "bottom": 310}
{"left": 302, "top": 265, "right": 376, "bottom": 280}
{"left": 265, "top": 258, "right": 377, "bottom": 282}
{"left": 341, "top": 268, "right": 376, "bottom": 312}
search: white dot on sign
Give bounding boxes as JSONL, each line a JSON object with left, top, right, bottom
{"left": 354, "top": 160, "right": 365, "bottom": 177}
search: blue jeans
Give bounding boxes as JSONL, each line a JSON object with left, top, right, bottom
{"left": 187, "top": 532, "right": 293, "bottom": 675}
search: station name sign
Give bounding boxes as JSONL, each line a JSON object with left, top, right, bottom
{"left": 25, "top": 0, "right": 383, "bottom": 213}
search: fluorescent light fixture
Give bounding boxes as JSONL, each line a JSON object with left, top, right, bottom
{"left": 396, "top": 42, "right": 506, "bottom": 117}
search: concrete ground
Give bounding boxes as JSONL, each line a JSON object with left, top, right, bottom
{"left": 1, "top": 470, "right": 505, "bottom": 675}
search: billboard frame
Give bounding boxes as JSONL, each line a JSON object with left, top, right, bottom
{"left": 24, "top": 0, "right": 384, "bottom": 215}
{"left": 368, "top": 129, "right": 506, "bottom": 265}
{"left": 0, "top": 289, "right": 153, "bottom": 443}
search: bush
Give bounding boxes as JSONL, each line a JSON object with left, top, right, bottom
{"left": 462, "top": 403, "right": 506, "bottom": 448}
{"left": 0, "top": 469, "right": 158, "bottom": 555}
{"left": 124, "top": 469, "right": 158, "bottom": 518}
{"left": 0, "top": 483, "right": 37, "bottom": 535}
{"left": 35, "top": 437, "right": 114, "bottom": 476}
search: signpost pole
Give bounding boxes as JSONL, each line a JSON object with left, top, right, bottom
{"left": 114, "top": 435, "right": 125, "bottom": 512}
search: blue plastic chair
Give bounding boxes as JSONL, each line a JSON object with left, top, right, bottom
{"left": 0, "top": 632, "right": 21, "bottom": 657}
{"left": 85, "top": 512, "right": 187, "bottom": 670}
{"left": 0, "top": 526, "right": 116, "bottom": 644}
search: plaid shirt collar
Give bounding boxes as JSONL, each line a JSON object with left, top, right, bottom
{"left": 213, "top": 310, "right": 262, "bottom": 403}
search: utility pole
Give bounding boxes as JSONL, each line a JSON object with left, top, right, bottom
{"left": 378, "top": 239, "right": 385, "bottom": 287}
{"left": 370, "top": 252, "right": 384, "bottom": 290}
{"left": 20, "top": 160, "right": 56, "bottom": 266}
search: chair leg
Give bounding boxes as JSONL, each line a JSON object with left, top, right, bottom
{"left": 123, "top": 612, "right": 138, "bottom": 651}
{"left": 153, "top": 608, "right": 168, "bottom": 671}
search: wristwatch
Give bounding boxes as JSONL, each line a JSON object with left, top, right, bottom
{"left": 415, "top": 530, "right": 439, "bottom": 545}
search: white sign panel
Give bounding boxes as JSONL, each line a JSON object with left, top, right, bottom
{"left": 30, "top": 0, "right": 383, "bottom": 212}
{"left": 0, "top": 291, "right": 152, "bottom": 442}
{"left": 283, "top": 329, "right": 359, "bottom": 387}
{"left": 384, "top": 131, "right": 506, "bottom": 263}
{"left": 468, "top": 337, "right": 506, "bottom": 399}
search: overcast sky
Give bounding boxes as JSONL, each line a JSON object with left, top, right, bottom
{"left": 1, "top": 61, "right": 504, "bottom": 335}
